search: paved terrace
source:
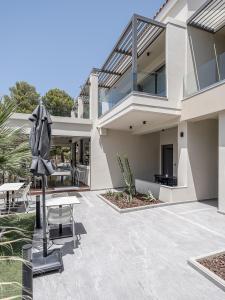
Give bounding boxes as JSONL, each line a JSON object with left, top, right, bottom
{"left": 34, "top": 192, "right": 225, "bottom": 300}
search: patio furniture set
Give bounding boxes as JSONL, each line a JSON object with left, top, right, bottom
{"left": 0, "top": 182, "right": 32, "bottom": 214}
{"left": 154, "top": 174, "right": 177, "bottom": 186}
{"left": 33, "top": 192, "right": 80, "bottom": 275}
{"left": 33, "top": 167, "right": 87, "bottom": 188}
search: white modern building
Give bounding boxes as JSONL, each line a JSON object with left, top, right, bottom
{"left": 10, "top": 0, "right": 225, "bottom": 212}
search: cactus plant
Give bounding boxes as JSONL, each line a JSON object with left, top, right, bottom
{"left": 117, "top": 154, "right": 136, "bottom": 202}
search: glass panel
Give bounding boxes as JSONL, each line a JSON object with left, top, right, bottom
{"left": 137, "top": 65, "right": 166, "bottom": 97}
{"left": 98, "top": 71, "right": 132, "bottom": 116}
{"left": 137, "top": 73, "right": 156, "bottom": 94}
{"left": 184, "top": 51, "right": 225, "bottom": 97}
{"left": 83, "top": 102, "right": 89, "bottom": 119}
{"left": 219, "top": 52, "right": 225, "bottom": 81}
{"left": 156, "top": 66, "right": 166, "bottom": 96}
{"left": 98, "top": 65, "right": 167, "bottom": 117}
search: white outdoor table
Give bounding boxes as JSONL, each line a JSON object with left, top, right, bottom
{"left": 46, "top": 196, "right": 80, "bottom": 207}
{"left": 0, "top": 182, "right": 24, "bottom": 210}
{"left": 46, "top": 196, "right": 80, "bottom": 239}
{"left": 50, "top": 171, "right": 72, "bottom": 185}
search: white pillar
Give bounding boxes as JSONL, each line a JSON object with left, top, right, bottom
{"left": 90, "top": 71, "right": 98, "bottom": 121}
{"left": 219, "top": 111, "right": 225, "bottom": 213}
{"left": 78, "top": 97, "right": 84, "bottom": 119}
{"left": 166, "top": 18, "right": 186, "bottom": 106}
{"left": 177, "top": 121, "right": 188, "bottom": 186}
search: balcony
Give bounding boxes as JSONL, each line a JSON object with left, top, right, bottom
{"left": 99, "top": 66, "right": 166, "bottom": 116}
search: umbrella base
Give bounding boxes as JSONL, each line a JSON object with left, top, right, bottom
{"left": 32, "top": 249, "right": 63, "bottom": 276}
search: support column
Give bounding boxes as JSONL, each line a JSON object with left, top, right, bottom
{"left": 90, "top": 70, "right": 99, "bottom": 121}
{"left": 166, "top": 18, "right": 186, "bottom": 106}
{"left": 177, "top": 121, "right": 188, "bottom": 186}
{"left": 78, "top": 97, "right": 84, "bottom": 118}
{"left": 219, "top": 111, "right": 225, "bottom": 213}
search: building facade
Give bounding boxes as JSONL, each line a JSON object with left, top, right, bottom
{"left": 9, "top": 0, "right": 225, "bottom": 212}
{"left": 74, "top": 0, "right": 225, "bottom": 212}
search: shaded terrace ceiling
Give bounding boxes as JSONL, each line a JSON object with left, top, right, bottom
{"left": 80, "top": 14, "right": 166, "bottom": 97}
{"left": 188, "top": 0, "right": 225, "bottom": 33}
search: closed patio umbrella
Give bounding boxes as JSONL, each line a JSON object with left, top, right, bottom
{"left": 29, "top": 102, "right": 63, "bottom": 275}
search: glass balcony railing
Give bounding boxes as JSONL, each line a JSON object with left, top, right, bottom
{"left": 83, "top": 102, "right": 90, "bottom": 119}
{"left": 184, "top": 51, "right": 225, "bottom": 97}
{"left": 98, "top": 65, "right": 166, "bottom": 117}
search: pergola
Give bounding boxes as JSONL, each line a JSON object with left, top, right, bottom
{"left": 188, "top": 0, "right": 225, "bottom": 33}
{"left": 79, "top": 14, "right": 166, "bottom": 98}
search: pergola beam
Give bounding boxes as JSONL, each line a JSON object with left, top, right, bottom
{"left": 187, "top": 0, "right": 225, "bottom": 33}
{"left": 132, "top": 15, "right": 138, "bottom": 91}
{"left": 78, "top": 13, "right": 166, "bottom": 97}
{"left": 115, "top": 49, "right": 132, "bottom": 56}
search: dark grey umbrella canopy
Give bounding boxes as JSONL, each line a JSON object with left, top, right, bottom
{"left": 29, "top": 104, "right": 54, "bottom": 176}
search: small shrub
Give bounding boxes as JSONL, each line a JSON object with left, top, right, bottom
{"left": 106, "top": 190, "right": 114, "bottom": 197}
{"left": 117, "top": 154, "right": 136, "bottom": 202}
{"left": 142, "top": 190, "right": 156, "bottom": 202}
{"left": 114, "top": 193, "right": 119, "bottom": 201}
{"left": 118, "top": 192, "right": 124, "bottom": 199}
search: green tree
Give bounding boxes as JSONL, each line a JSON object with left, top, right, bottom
{"left": 0, "top": 101, "right": 31, "bottom": 182}
{"left": 42, "top": 88, "right": 74, "bottom": 117}
{"left": 3, "top": 81, "right": 40, "bottom": 113}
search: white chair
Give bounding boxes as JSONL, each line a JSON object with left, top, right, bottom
{"left": 0, "top": 192, "right": 6, "bottom": 208}
{"left": 13, "top": 182, "right": 32, "bottom": 212}
{"left": 47, "top": 205, "right": 76, "bottom": 247}
{"left": 75, "top": 168, "right": 86, "bottom": 187}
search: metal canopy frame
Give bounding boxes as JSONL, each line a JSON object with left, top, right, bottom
{"left": 79, "top": 14, "right": 166, "bottom": 97}
{"left": 188, "top": 0, "right": 225, "bottom": 33}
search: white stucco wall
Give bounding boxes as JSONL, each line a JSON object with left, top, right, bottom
{"left": 162, "top": 119, "right": 218, "bottom": 203}
{"left": 166, "top": 19, "right": 186, "bottom": 106}
{"left": 90, "top": 129, "right": 160, "bottom": 190}
{"left": 218, "top": 111, "right": 225, "bottom": 213}
{"left": 188, "top": 119, "right": 218, "bottom": 200}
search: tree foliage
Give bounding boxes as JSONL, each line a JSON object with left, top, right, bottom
{"left": 3, "top": 81, "right": 40, "bottom": 114}
{"left": 0, "top": 101, "right": 31, "bottom": 182}
{"left": 42, "top": 88, "right": 74, "bottom": 117}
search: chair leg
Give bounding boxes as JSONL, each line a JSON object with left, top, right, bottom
{"left": 23, "top": 196, "right": 27, "bottom": 212}
{"left": 26, "top": 195, "right": 30, "bottom": 212}
{"left": 72, "top": 218, "right": 76, "bottom": 248}
{"left": 7, "top": 200, "right": 11, "bottom": 214}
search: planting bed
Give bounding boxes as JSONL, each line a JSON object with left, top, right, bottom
{"left": 198, "top": 253, "right": 225, "bottom": 281}
{"left": 101, "top": 192, "right": 161, "bottom": 209}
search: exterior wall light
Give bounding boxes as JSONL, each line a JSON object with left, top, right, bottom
{"left": 129, "top": 126, "right": 133, "bottom": 130}
{"left": 143, "top": 121, "right": 147, "bottom": 125}
{"left": 180, "top": 132, "right": 184, "bottom": 138}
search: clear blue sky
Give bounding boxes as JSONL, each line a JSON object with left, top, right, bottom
{"left": 0, "top": 0, "right": 164, "bottom": 98}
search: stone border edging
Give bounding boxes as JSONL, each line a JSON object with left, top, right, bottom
{"left": 188, "top": 250, "right": 225, "bottom": 292}
{"left": 98, "top": 194, "right": 171, "bottom": 213}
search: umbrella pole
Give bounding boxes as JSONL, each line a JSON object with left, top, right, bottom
{"left": 42, "top": 175, "right": 48, "bottom": 257}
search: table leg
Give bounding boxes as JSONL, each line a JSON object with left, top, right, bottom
{"left": 12, "top": 191, "right": 15, "bottom": 206}
{"left": 59, "top": 205, "right": 62, "bottom": 235}
{"left": 6, "top": 191, "right": 9, "bottom": 208}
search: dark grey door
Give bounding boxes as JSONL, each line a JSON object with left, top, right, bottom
{"left": 162, "top": 144, "right": 173, "bottom": 177}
